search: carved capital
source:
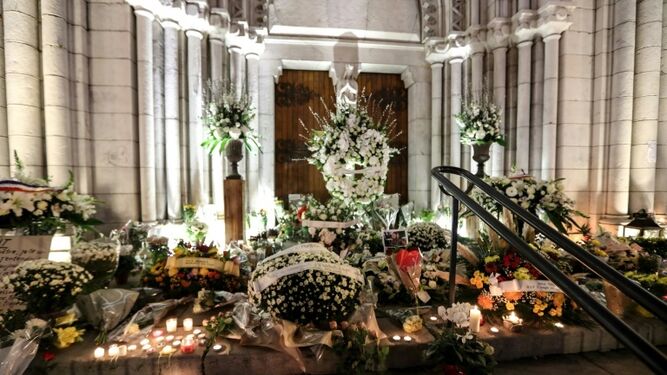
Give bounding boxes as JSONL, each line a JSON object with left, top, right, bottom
{"left": 512, "top": 9, "right": 538, "bottom": 44}
{"left": 209, "top": 8, "right": 230, "bottom": 39}
{"left": 427, "top": 32, "right": 469, "bottom": 63}
{"left": 487, "top": 17, "right": 511, "bottom": 50}
{"left": 537, "top": 1, "right": 576, "bottom": 38}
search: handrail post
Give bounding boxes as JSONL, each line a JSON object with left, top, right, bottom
{"left": 448, "top": 196, "right": 459, "bottom": 305}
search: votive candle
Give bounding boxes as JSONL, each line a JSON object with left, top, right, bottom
{"left": 391, "top": 335, "right": 401, "bottom": 341}
{"left": 212, "top": 344, "right": 223, "bottom": 352}
{"left": 152, "top": 329, "right": 164, "bottom": 338}
{"left": 118, "top": 345, "right": 128, "bottom": 356}
{"left": 193, "top": 329, "right": 202, "bottom": 335}
{"left": 469, "top": 306, "right": 482, "bottom": 333}
{"left": 165, "top": 335, "right": 174, "bottom": 342}
{"left": 128, "top": 344, "right": 137, "bottom": 352}
{"left": 403, "top": 336, "right": 412, "bottom": 342}
{"left": 140, "top": 339, "right": 150, "bottom": 346}
{"left": 108, "top": 345, "right": 120, "bottom": 358}
{"left": 166, "top": 318, "right": 178, "bottom": 333}
{"left": 94, "top": 347, "right": 105, "bottom": 360}
{"left": 183, "top": 318, "right": 194, "bottom": 332}
{"left": 489, "top": 327, "right": 500, "bottom": 334}
{"left": 180, "top": 337, "right": 196, "bottom": 354}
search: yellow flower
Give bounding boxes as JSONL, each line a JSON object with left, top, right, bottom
{"left": 470, "top": 271, "right": 488, "bottom": 289}
{"left": 53, "top": 326, "right": 85, "bottom": 349}
{"left": 548, "top": 307, "right": 562, "bottom": 317}
{"left": 484, "top": 255, "right": 500, "bottom": 264}
{"left": 513, "top": 267, "right": 532, "bottom": 280}
{"left": 200, "top": 268, "right": 209, "bottom": 277}
{"left": 505, "top": 302, "right": 515, "bottom": 311}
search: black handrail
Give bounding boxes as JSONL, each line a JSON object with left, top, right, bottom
{"left": 432, "top": 166, "right": 667, "bottom": 374}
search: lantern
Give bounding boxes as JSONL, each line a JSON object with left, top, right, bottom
{"left": 621, "top": 209, "right": 664, "bottom": 238}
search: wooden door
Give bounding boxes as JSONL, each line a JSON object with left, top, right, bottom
{"left": 274, "top": 70, "right": 408, "bottom": 205}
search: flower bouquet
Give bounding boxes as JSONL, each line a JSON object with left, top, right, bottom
{"left": 248, "top": 243, "right": 364, "bottom": 325}
{"left": 455, "top": 99, "right": 504, "bottom": 146}
{"left": 111, "top": 220, "right": 150, "bottom": 285}
{"left": 70, "top": 239, "right": 119, "bottom": 291}
{"left": 393, "top": 248, "right": 430, "bottom": 303}
{"left": 408, "top": 222, "right": 449, "bottom": 251}
{"left": 301, "top": 197, "right": 360, "bottom": 254}
{"left": 306, "top": 98, "right": 399, "bottom": 207}
{"left": 1, "top": 260, "right": 92, "bottom": 318}
{"left": 201, "top": 80, "right": 258, "bottom": 152}
{"left": 142, "top": 241, "right": 244, "bottom": 298}
{"left": 425, "top": 303, "right": 497, "bottom": 375}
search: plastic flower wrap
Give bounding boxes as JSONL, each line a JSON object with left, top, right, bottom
{"left": 76, "top": 289, "right": 139, "bottom": 344}
{"left": 2, "top": 260, "right": 92, "bottom": 317}
{"left": 407, "top": 222, "right": 449, "bottom": 251}
{"left": 306, "top": 98, "right": 399, "bottom": 208}
{"left": 392, "top": 248, "right": 425, "bottom": 302}
{"left": 71, "top": 238, "right": 120, "bottom": 291}
{"left": 248, "top": 243, "right": 363, "bottom": 325}
{"left": 0, "top": 318, "right": 49, "bottom": 375}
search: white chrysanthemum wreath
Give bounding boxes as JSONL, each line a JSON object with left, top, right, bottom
{"left": 305, "top": 99, "right": 399, "bottom": 207}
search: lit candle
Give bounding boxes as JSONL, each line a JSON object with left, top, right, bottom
{"left": 155, "top": 336, "right": 164, "bottom": 343}
{"left": 197, "top": 333, "right": 207, "bottom": 339}
{"left": 166, "top": 318, "right": 178, "bottom": 333}
{"left": 490, "top": 327, "right": 500, "bottom": 334}
{"left": 429, "top": 316, "right": 438, "bottom": 321}
{"left": 152, "top": 329, "right": 164, "bottom": 338}
{"left": 94, "top": 347, "right": 105, "bottom": 360}
{"left": 128, "top": 344, "right": 137, "bottom": 352}
{"left": 503, "top": 312, "right": 523, "bottom": 332}
{"left": 469, "top": 306, "right": 482, "bottom": 333}
{"left": 183, "top": 318, "right": 194, "bottom": 332}
{"left": 403, "top": 336, "right": 412, "bottom": 342}
{"left": 142, "top": 344, "right": 153, "bottom": 353}
{"left": 554, "top": 322, "right": 564, "bottom": 329}
{"left": 391, "top": 335, "right": 401, "bottom": 341}
{"left": 161, "top": 345, "right": 174, "bottom": 355}
{"left": 180, "top": 337, "right": 196, "bottom": 354}
{"left": 172, "top": 340, "right": 181, "bottom": 347}
{"left": 165, "top": 335, "right": 174, "bottom": 342}
{"left": 108, "top": 345, "right": 120, "bottom": 358}
{"left": 212, "top": 344, "right": 223, "bottom": 352}
{"left": 140, "top": 338, "right": 150, "bottom": 346}
{"left": 193, "top": 329, "right": 202, "bottom": 335}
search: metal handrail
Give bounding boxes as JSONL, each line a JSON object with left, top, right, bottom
{"left": 432, "top": 166, "right": 667, "bottom": 374}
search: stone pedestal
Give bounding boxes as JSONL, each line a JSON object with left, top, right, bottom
{"left": 224, "top": 178, "right": 245, "bottom": 241}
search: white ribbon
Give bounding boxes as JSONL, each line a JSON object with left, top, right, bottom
{"left": 253, "top": 261, "right": 363, "bottom": 293}
{"left": 301, "top": 220, "right": 357, "bottom": 229}
{"left": 260, "top": 243, "right": 333, "bottom": 264}
{"left": 488, "top": 274, "right": 561, "bottom": 296}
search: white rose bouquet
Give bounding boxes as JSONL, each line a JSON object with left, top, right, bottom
{"left": 2, "top": 260, "right": 92, "bottom": 317}
{"left": 455, "top": 99, "right": 505, "bottom": 146}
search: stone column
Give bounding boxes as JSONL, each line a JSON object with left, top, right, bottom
{"left": 657, "top": 0, "right": 667, "bottom": 215}
{"left": 258, "top": 60, "right": 281, "bottom": 227}
{"left": 530, "top": 37, "right": 544, "bottom": 176}
{"left": 227, "top": 38, "right": 247, "bottom": 177}
{"left": 135, "top": 8, "right": 157, "bottom": 221}
{"left": 629, "top": 0, "right": 663, "bottom": 212}
{"left": 186, "top": 28, "right": 206, "bottom": 205}
{"left": 153, "top": 21, "right": 167, "bottom": 220}
{"left": 209, "top": 33, "right": 225, "bottom": 210}
{"left": 450, "top": 57, "right": 463, "bottom": 186}
{"left": 246, "top": 52, "right": 261, "bottom": 216}
{"left": 605, "top": 0, "right": 636, "bottom": 216}
{"left": 429, "top": 62, "right": 443, "bottom": 208}
{"left": 3, "top": 0, "right": 43, "bottom": 176}
{"left": 41, "top": 0, "right": 72, "bottom": 185}
{"left": 539, "top": 33, "right": 560, "bottom": 180}
{"left": 513, "top": 11, "right": 536, "bottom": 173}
{"left": 488, "top": 18, "right": 511, "bottom": 177}
{"left": 0, "top": 1, "right": 7, "bottom": 176}
{"left": 163, "top": 20, "right": 182, "bottom": 219}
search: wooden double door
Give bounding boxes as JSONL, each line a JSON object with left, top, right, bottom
{"left": 274, "top": 70, "right": 408, "bottom": 205}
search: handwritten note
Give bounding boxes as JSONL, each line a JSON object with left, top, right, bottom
{"left": 0, "top": 235, "right": 52, "bottom": 312}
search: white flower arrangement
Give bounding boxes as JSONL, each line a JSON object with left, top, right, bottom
{"left": 71, "top": 239, "right": 120, "bottom": 289}
{"left": 201, "top": 80, "right": 259, "bottom": 153}
{"left": 471, "top": 175, "right": 583, "bottom": 232}
{"left": 455, "top": 99, "right": 505, "bottom": 146}
{"left": 248, "top": 243, "right": 363, "bottom": 324}
{"left": 437, "top": 302, "right": 472, "bottom": 328}
{"left": 1, "top": 259, "right": 92, "bottom": 317}
{"left": 301, "top": 197, "right": 360, "bottom": 253}
{"left": 408, "top": 222, "right": 449, "bottom": 251}
{"left": 306, "top": 99, "right": 399, "bottom": 207}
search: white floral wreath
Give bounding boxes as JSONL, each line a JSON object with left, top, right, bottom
{"left": 307, "top": 101, "right": 397, "bottom": 206}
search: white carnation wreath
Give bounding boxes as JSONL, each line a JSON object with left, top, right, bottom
{"left": 306, "top": 100, "right": 398, "bottom": 206}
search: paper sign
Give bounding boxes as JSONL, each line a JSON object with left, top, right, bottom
{"left": 0, "top": 235, "right": 52, "bottom": 312}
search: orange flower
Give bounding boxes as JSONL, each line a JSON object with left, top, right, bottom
{"left": 503, "top": 291, "right": 523, "bottom": 301}
{"left": 536, "top": 291, "right": 548, "bottom": 298}
{"left": 552, "top": 293, "right": 565, "bottom": 307}
{"left": 477, "top": 294, "right": 494, "bottom": 310}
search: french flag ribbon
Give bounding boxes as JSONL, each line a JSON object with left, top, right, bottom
{"left": 0, "top": 179, "right": 57, "bottom": 193}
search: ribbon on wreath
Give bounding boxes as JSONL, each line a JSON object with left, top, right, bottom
{"left": 488, "top": 273, "right": 561, "bottom": 296}
{"left": 165, "top": 256, "right": 239, "bottom": 277}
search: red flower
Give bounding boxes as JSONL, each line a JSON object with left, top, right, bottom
{"left": 43, "top": 351, "right": 55, "bottom": 362}
{"left": 484, "top": 262, "right": 499, "bottom": 274}
{"left": 296, "top": 205, "right": 307, "bottom": 222}
{"left": 395, "top": 248, "right": 422, "bottom": 272}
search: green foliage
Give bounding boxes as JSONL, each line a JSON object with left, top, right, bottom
{"left": 628, "top": 237, "right": 667, "bottom": 258}
{"left": 424, "top": 327, "right": 497, "bottom": 375}
{"left": 332, "top": 325, "right": 389, "bottom": 375}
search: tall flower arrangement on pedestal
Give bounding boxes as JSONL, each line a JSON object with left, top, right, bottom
{"left": 201, "top": 81, "right": 258, "bottom": 152}
{"left": 306, "top": 98, "right": 398, "bottom": 208}
{"left": 455, "top": 99, "right": 504, "bottom": 146}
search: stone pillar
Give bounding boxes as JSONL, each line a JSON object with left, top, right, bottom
{"left": 0, "top": 1, "right": 7, "bottom": 176}
{"left": 429, "top": 62, "right": 443, "bottom": 208}
{"left": 3, "top": 0, "right": 43, "bottom": 176}
{"left": 450, "top": 57, "right": 463, "bottom": 186}
{"left": 629, "top": 0, "right": 663, "bottom": 212}
{"left": 259, "top": 60, "right": 281, "bottom": 227}
{"left": 163, "top": 20, "right": 182, "bottom": 219}
{"left": 488, "top": 18, "right": 511, "bottom": 177}
{"left": 530, "top": 38, "right": 544, "bottom": 176}
{"left": 513, "top": 11, "right": 536, "bottom": 173}
{"left": 539, "top": 33, "right": 560, "bottom": 180}
{"left": 153, "top": 21, "right": 167, "bottom": 220}
{"left": 186, "top": 28, "right": 206, "bottom": 205}
{"left": 657, "top": 0, "right": 667, "bottom": 215}
{"left": 246, "top": 52, "right": 261, "bottom": 217}
{"left": 209, "top": 33, "right": 225, "bottom": 210}
{"left": 41, "top": 0, "right": 72, "bottom": 185}
{"left": 135, "top": 8, "right": 157, "bottom": 222}
{"left": 606, "top": 0, "right": 636, "bottom": 216}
